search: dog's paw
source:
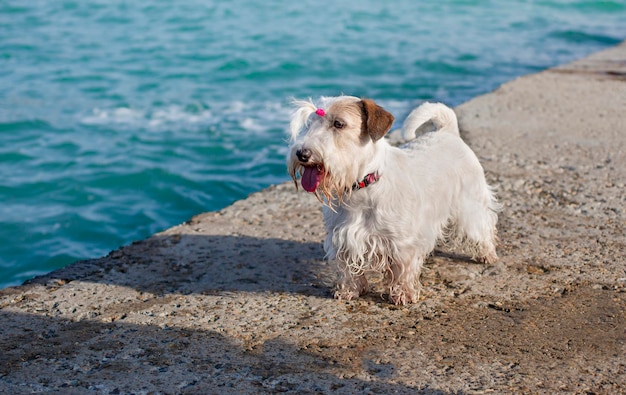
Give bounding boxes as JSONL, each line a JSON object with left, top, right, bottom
{"left": 477, "top": 251, "right": 498, "bottom": 264}
{"left": 334, "top": 289, "right": 360, "bottom": 301}
{"left": 334, "top": 273, "right": 368, "bottom": 301}
{"left": 389, "top": 286, "right": 419, "bottom": 305}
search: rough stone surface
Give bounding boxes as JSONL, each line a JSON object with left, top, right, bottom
{"left": 1, "top": 43, "right": 625, "bottom": 394}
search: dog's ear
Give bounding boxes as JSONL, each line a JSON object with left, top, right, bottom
{"left": 289, "top": 100, "right": 317, "bottom": 141}
{"left": 360, "top": 99, "right": 394, "bottom": 141}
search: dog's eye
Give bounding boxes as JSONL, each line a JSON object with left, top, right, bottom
{"left": 333, "top": 120, "right": 345, "bottom": 129}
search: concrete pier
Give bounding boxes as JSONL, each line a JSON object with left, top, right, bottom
{"left": 1, "top": 42, "right": 625, "bottom": 394}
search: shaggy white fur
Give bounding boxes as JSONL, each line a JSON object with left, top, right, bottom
{"left": 287, "top": 96, "right": 499, "bottom": 305}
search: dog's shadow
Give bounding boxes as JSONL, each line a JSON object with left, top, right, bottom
{"left": 432, "top": 249, "right": 478, "bottom": 264}
{"left": 29, "top": 232, "right": 486, "bottom": 301}
{"left": 30, "top": 233, "right": 334, "bottom": 298}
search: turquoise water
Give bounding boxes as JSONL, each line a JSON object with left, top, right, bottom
{"left": 1, "top": 1, "right": 624, "bottom": 289}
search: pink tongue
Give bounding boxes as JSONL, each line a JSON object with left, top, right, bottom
{"left": 301, "top": 167, "right": 321, "bottom": 192}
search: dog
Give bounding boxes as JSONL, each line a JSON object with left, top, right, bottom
{"left": 287, "top": 96, "right": 499, "bottom": 304}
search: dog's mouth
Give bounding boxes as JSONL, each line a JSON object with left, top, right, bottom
{"left": 301, "top": 164, "right": 323, "bottom": 193}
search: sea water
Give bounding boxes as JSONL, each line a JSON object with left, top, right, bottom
{"left": 1, "top": 0, "right": 624, "bottom": 289}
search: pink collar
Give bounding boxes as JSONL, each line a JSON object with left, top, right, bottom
{"left": 352, "top": 172, "right": 380, "bottom": 191}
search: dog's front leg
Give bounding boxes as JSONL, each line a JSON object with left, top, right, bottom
{"left": 387, "top": 254, "right": 422, "bottom": 305}
{"left": 333, "top": 260, "right": 368, "bottom": 301}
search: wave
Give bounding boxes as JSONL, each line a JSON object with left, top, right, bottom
{"left": 78, "top": 101, "right": 295, "bottom": 135}
{"left": 549, "top": 30, "right": 622, "bottom": 46}
{"left": 80, "top": 105, "right": 213, "bottom": 129}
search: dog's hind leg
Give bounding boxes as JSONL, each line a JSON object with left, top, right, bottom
{"left": 456, "top": 196, "right": 499, "bottom": 264}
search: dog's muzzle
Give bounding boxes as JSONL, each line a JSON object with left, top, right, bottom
{"left": 294, "top": 148, "right": 322, "bottom": 192}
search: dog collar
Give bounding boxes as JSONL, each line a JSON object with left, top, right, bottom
{"left": 352, "top": 172, "right": 380, "bottom": 191}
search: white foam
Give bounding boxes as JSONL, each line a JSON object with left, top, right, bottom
{"left": 78, "top": 100, "right": 332, "bottom": 137}
{"left": 80, "top": 105, "right": 214, "bottom": 131}
{"left": 224, "top": 101, "right": 246, "bottom": 114}
{"left": 81, "top": 107, "right": 145, "bottom": 126}
{"left": 148, "top": 106, "right": 213, "bottom": 128}
{"left": 240, "top": 117, "right": 264, "bottom": 132}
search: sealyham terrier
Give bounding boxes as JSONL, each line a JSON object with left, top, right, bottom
{"left": 287, "top": 96, "right": 499, "bottom": 305}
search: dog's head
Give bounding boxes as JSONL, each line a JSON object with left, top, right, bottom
{"left": 287, "top": 96, "right": 394, "bottom": 203}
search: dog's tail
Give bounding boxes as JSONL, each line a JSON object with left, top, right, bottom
{"left": 400, "top": 102, "right": 459, "bottom": 140}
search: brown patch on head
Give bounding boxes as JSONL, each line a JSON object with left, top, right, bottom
{"left": 326, "top": 100, "right": 363, "bottom": 127}
{"left": 359, "top": 98, "right": 394, "bottom": 141}
{"left": 325, "top": 99, "right": 369, "bottom": 149}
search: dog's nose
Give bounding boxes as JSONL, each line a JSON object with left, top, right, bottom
{"left": 296, "top": 148, "right": 312, "bottom": 162}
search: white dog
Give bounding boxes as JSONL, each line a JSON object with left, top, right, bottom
{"left": 287, "top": 96, "right": 499, "bottom": 304}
